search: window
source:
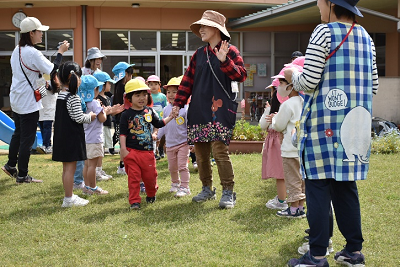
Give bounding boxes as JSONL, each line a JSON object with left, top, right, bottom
{"left": 0, "top": 32, "right": 16, "bottom": 51}
{"left": 130, "top": 31, "right": 157, "bottom": 51}
{"left": 372, "top": 33, "right": 386, "bottom": 76}
{"left": 161, "top": 31, "right": 185, "bottom": 51}
{"left": 101, "top": 31, "right": 129, "bottom": 50}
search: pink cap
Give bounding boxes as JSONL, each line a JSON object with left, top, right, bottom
{"left": 135, "top": 76, "right": 146, "bottom": 83}
{"left": 265, "top": 78, "right": 280, "bottom": 89}
{"left": 146, "top": 75, "right": 161, "bottom": 83}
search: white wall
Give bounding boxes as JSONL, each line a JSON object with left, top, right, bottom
{"left": 373, "top": 77, "right": 400, "bottom": 125}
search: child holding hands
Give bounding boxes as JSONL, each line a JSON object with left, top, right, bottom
{"left": 120, "top": 79, "right": 178, "bottom": 210}
{"left": 158, "top": 76, "right": 191, "bottom": 197}
{"left": 52, "top": 62, "right": 96, "bottom": 207}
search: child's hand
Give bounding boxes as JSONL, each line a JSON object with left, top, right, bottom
{"left": 89, "top": 111, "right": 96, "bottom": 121}
{"left": 120, "top": 148, "right": 129, "bottom": 159}
{"left": 110, "top": 104, "right": 124, "bottom": 115}
{"left": 103, "top": 106, "right": 112, "bottom": 115}
{"left": 152, "top": 132, "right": 158, "bottom": 141}
{"left": 265, "top": 113, "right": 274, "bottom": 123}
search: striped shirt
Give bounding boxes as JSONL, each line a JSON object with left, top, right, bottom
{"left": 58, "top": 92, "right": 91, "bottom": 124}
{"left": 292, "top": 22, "right": 379, "bottom": 181}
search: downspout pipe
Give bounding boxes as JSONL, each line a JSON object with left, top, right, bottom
{"left": 82, "top": 5, "right": 87, "bottom": 65}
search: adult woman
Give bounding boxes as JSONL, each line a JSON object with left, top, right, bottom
{"left": 173, "top": 10, "right": 247, "bottom": 209}
{"left": 285, "top": 0, "right": 378, "bottom": 266}
{"left": 82, "top": 47, "right": 106, "bottom": 76}
{"left": 1, "top": 17, "right": 69, "bottom": 183}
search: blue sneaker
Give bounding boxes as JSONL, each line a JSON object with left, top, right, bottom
{"left": 334, "top": 248, "right": 365, "bottom": 267}
{"left": 140, "top": 182, "right": 146, "bottom": 193}
{"left": 287, "top": 251, "right": 329, "bottom": 267}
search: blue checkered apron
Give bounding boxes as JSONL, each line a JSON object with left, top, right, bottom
{"left": 299, "top": 22, "right": 375, "bottom": 181}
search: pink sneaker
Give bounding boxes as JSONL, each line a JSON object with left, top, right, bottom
{"left": 175, "top": 187, "right": 191, "bottom": 197}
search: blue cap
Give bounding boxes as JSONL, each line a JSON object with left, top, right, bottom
{"left": 93, "top": 71, "right": 115, "bottom": 92}
{"left": 112, "top": 62, "right": 135, "bottom": 83}
{"left": 78, "top": 75, "right": 104, "bottom": 102}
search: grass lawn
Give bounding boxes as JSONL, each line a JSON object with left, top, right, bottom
{"left": 0, "top": 153, "right": 399, "bottom": 266}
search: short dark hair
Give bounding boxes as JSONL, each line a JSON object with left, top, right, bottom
{"left": 333, "top": 2, "right": 356, "bottom": 21}
{"left": 125, "top": 90, "right": 152, "bottom": 106}
{"left": 18, "top": 32, "right": 34, "bottom": 47}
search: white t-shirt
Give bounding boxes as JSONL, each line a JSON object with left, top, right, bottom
{"left": 10, "top": 45, "right": 54, "bottom": 114}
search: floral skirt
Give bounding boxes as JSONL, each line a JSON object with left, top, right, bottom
{"left": 262, "top": 129, "right": 284, "bottom": 180}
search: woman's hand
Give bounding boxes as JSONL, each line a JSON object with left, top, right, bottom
{"left": 58, "top": 40, "right": 70, "bottom": 54}
{"left": 214, "top": 40, "right": 229, "bottom": 63}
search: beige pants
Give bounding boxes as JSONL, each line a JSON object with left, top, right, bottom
{"left": 282, "top": 157, "right": 305, "bottom": 203}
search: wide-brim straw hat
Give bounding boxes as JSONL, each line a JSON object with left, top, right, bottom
{"left": 190, "top": 10, "right": 230, "bottom": 41}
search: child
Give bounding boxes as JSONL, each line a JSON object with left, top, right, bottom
{"left": 94, "top": 71, "right": 124, "bottom": 180}
{"left": 37, "top": 70, "right": 59, "bottom": 154}
{"left": 52, "top": 61, "right": 95, "bottom": 207}
{"left": 259, "top": 84, "right": 287, "bottom": 210}
{"left": 112, "top": 62, "right": 134, "bottom": 175}
{"left": 147, "top": 75, "right": 167, "bottom": 159}
{"left": 158, "top": 76, "right": 191, "bottom": 197}
{"left": 119, "top": 78, "right": 177, "bottom": 210}
{"left": 267, "top": 62, "right": 305, "bottom": 218}
{"left": 79, "top": 75, "right": 110, "bottom": 195}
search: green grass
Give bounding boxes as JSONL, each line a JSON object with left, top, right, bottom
{"left": 0, "top": 153, "right": 399, "bottom": 266}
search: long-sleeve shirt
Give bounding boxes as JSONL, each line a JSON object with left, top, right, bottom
{"left": 271, "top": 96, "right": 303, "bottom": 158}
{"left": 158, "top": 104, "right": 188, "bottom": 148}
{"left": 58, "top": 92, "right": 91, "bottom": 124}
{"left": 174, "top": 42, "right": 247, "bottom": 108}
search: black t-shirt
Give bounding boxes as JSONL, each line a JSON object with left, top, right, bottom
{"left": 120, "top": 107, "right": 165, "bottom": 151}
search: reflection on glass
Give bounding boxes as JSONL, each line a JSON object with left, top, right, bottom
{"left": 161, "top": 31, "right": 185, "bottom": 50}
{"left": 0, "top": 32, "right": 16, "bottom": 51}
{"left": 130, "top": 31, "right": 156, "bottom": 50}
{"left": 47, "top": 30, "right": 74, "bottom": 50}
{"left": 130, "top": 56, "right": 155, "bottom": 78}
{"left": 101, "top": 31, "right": 129, "bottom": 50}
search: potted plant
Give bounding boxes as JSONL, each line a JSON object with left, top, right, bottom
{"left": 229, "top": 119, "right": 266, "bottom": 154}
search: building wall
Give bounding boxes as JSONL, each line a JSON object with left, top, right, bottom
{"left": 373, "top": 77, "right": 400, "bottom": 124}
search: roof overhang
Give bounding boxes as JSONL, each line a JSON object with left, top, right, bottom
{"left": 228, "top": 0, "right": 400, "bottom": 30}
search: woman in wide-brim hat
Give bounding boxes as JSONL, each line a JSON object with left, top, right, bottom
{"left": 285, "top": 0, "right": 378, "bottom": 266}
{"left": 173, "top": 10, "right": 247, "bottom": 209}
{"left": 82, "top": 47, "right": 107, "bottom": 76}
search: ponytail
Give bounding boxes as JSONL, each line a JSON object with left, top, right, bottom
{"left": 57, "top": 61, "right": 82, "bottom": 95}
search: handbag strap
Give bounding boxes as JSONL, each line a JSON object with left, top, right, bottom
{"left": 326, "top": 21, "right": 356, "bottom": 61}
{"left": 206, "top": 45, "right": 237, "bottom": 101}
{"left": 19, "top": 46, "right": 36, "bottom": 92}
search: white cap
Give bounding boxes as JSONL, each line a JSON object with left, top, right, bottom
{"left": 20, "top": 17, "right": 49, "bottom": 33}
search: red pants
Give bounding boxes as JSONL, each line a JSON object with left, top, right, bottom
{"left": 124, "top": 148, "right": 158, "bottom": 204}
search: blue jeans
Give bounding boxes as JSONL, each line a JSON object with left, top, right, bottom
{"left": 38, "top": 120, "right": 53, "bottom": 147}
{"left": 74, "top": 160, "right": 84, "bottom": 185}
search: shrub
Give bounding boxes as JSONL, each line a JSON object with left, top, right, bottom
{"left": 232, "top": 119, "right": 266, "bottom": 141}
{"left": 371, "top": 128, "right": 400, "bottom": 154}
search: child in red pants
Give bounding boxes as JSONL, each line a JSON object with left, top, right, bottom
{"left": 119, "top": 79, "right": 177, "bottom": 210}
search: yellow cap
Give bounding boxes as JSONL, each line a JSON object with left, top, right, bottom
{"left": 163, "top": 76, "right": 183, "bottom": 89}
{"left": 125, "top": 78, "right": 150, "bottom": 94}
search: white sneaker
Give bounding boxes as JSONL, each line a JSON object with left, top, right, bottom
{"left": 169, "top": 183, "right": 180, "bottom": 192}
{"left": 117, "top": 166, "right": 126, "bottom": 175}
{"left": 192, "top": 162, "right": 198, "bottom": 170}
{"left": 96, "top": 170, "right": 111, "bottom": 181}
{"left": 73, "top": 182, "right": 85, "bottom": 190}
{"left": 175, "top": 187, "right": 191, "bottom": 197}
{"left": 265, "top": 195, "right": 288, "bottom": 210}
{"left": 61, "top": 195, "right": 89, "bottom": 208}
{"left": 298, "top": 239, "right": 334, "bottom": 256}
{"left": 100, "top": 169, "right": 112, "bottom": 179}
